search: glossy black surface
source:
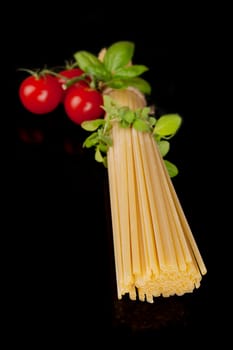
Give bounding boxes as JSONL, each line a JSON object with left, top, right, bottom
{"left": 13, "top": 100, "right": 213, "bottom": 345}
{"left": 11, "top": 3, "right": 220, "bottom": 346}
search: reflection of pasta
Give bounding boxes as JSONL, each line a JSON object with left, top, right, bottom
{"left": 105, "top": 88, "right": 207, "bottom": 303}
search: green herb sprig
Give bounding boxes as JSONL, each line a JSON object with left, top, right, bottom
{"left": 74, "top": 41, "right": 151, "bottom": 94}
{"left": 81, "top": 96, "right": 182, "bottom": 177}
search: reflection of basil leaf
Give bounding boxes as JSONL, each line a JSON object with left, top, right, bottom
{"left": 104, "top": 41, "right": 134, "bottom": 72}
{"left": 114, "top": 65, "right": 148, "bottom": 78}
{"left": 74, "top": 51, "right": 110, "bottom": 81}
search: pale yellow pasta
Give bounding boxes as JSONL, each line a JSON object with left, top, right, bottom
{"left": 105, "top": 87, "right": 207, "bottom": 303}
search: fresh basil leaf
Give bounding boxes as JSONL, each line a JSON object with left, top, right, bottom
{"left": 98, "top": 134, "right": 113, "bottom": 146}
{"left": 125, "top": 77, "right": 151, "bottom": 94}
{"left": 95, "top": 147, "right": 104, "bottom": 162}
{"left": 157, "top": 140, "right": 170, "bottom": 157}
{"left": 103, "top": 95, "right": 115, "bottom": 111}
{"left": 153, "top": 114, "right": 182, "bottom": 137}
{"left": 149, "top": 117, "right": 156, "bottom": 127}
{"left": 140, "top": 107, "right": 151, "bottom": 119}
{"left": 83, "top": 132, "right": 98, "bottom": 148}
{"left": 74, "top": 51, "right": 111, "bottom": 81}
{"left": 107, "top": 79, "right": 130, "bottom": 89}
{"left": 102, "top": 96, "right": 121, "bottom": 120}
{"left": 103, "top": 41, "right": 135, "bottom": 72}
{"left": 118, "top": 106, "right": 129, "bottom": 116}
{"left": 81, "top": 119, "right": 105, "bottom": 131}
{"left": 133, "top": 119, "right": 150, "bottom": 132}
{"left": 106, "top": 76, "right": 151, "bottom": 94}
{"left": 122, "top": 110, "right": 135, "bottom": 124}
{"left": 99, "top": 144, "right": 109, "bottom": 152}
{"left": 114, "top": 65, "right": 149, "bottom": 78}
{"left": 164, "top": 160, "right": 179, "bottom": 177}
{"left": 120, "top": 120, "right": 130, "bottom": 128}
{"left": 102, "top": 156, "right": 108, "bottom": 168}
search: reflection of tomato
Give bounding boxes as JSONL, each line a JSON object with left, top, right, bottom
{"left": 57, "top": 68, "right": 90, "bottom": 90}
{"left": 19, "top": 75, "right": 63, "bottom": 114}
{"left": 18, "top": 128, "right": 44, "bottom": 144}
{"left": 64, "top": 86, "right": 104, "bottom": 125}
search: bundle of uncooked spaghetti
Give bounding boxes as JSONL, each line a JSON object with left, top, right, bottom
{"left": 105, "top": 87, "right": 207, "bottom": 303}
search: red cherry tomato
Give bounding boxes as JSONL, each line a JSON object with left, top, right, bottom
{"left": 64, "top": 86, "right": 104, "bottom": 125}
{"left": 57, "top": 68, "right": 91, "bottom": 90}
{"left": 19, "top": 74, "right": 63, "bottom": 114}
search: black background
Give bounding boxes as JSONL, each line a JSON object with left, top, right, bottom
{"left": 9, "top": 1, "right": 224, "bottom": 347}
